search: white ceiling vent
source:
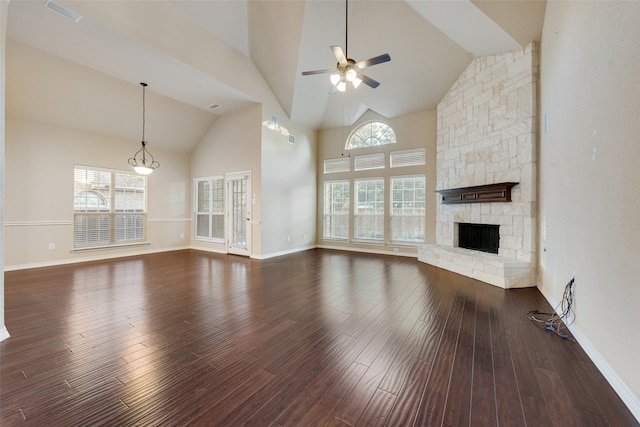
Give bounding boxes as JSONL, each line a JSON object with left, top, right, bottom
{"left": 208, "top": 104, "right": 221, "bottom": 110}
{"left": 44, "top": 0, "right": 82, "bottom": 23}
{"left": 288, "top": 134, "right": 295, "bottom": 145}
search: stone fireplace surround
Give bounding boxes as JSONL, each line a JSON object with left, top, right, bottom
{"left": 418, "top": 43, "right": 538, "bottom": 289}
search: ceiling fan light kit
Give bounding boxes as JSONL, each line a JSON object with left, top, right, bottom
{"left": 301, "top": 0, "right": 390, "bottom": 93}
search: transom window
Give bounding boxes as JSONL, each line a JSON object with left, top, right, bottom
{"left": 73, "top": 166, "right": 146, "bottom": 248}
{"left": 346, "top": 121, "right": 396, "bottom": 149}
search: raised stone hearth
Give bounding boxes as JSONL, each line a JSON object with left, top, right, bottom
{"left": 419, "top": 245, "right": 531, "bottom": 288}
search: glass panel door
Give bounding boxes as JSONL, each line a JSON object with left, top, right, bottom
{"left": 227, "top": 172, "right": 251, "bottom": 256}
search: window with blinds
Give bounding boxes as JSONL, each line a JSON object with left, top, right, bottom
{"left": 74, "top": 166, "right": 146, "bottom": 248}
{"left": 194, "top": 177, "right": 225, "bottom": 242}
{"left": 390, "top": 148, "right": 426, "bottom": 168}
{"left": 354, "top": 178, "right": 385, "bottom": 241}
{"left": 324, "top": 157, "right": 350, "bottom": 174}
{"left": 323, "top": 180, "right": 350, "bottom": 240}
{"left": 391, "top": 175, "right": 426, "bottom": 243}
{"left": 354, "top": 153, "right": 385, "bottom": 171}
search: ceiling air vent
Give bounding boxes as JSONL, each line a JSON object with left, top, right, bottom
{"left": 288, "top": 135, "right": 295, "bottom": 145}
{"left": 208, "top": 104, "right": 220, "bottom": 110}
{"left": 45, "top": 0, "right": 82, "bottom": 22}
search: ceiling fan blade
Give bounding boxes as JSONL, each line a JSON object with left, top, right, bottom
{"left": 331, "top": 45, "right": 348, "bottom": 65}
{"left": 302, "top": 68, "right": 337, "bottom": 76}
{"left": 355, "top": 53, "right": 391, "bottom": 69}
{"left": 356, "top": 72, "right": 380, "bottom": 89}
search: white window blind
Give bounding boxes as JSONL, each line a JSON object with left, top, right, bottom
{"left": 354, "top": 153, "right": 385, "bottom": 171}
{"left": 390, "top": 175, "right": 426, "bottom": 243}
{"left": 74, "top": 166, "right": 146, "bottom": 248}
{"left": 354, "top": 178, "right": 384, "bottom": 241}
{"left": 195, "top": 177, "right": 225, "bottom": 242}
{"left": 323, "top": 180, "right": 350, "bottom": 240}
{"left": 324, "top": 157, "right": 350, "bottom": 174}
{"left": 390, "top": 148, "right": 426, "bottom": 168}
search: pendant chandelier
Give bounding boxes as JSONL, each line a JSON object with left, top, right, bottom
{"left": 128, "top": 82, "right": 160, "bottom": 175}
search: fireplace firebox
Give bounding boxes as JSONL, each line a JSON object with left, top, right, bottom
{"left": 457, "top": 223, "right": 500, "bottom": 254}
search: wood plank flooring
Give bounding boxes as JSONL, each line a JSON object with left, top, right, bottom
{"left": 1, "top": 249, "right": 637, "bottom": 426}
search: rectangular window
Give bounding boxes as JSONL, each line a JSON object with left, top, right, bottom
{"left": 354, "top": 153, "right": 385, "bottom": 171}
{"left": 390, "top": 175, "right": 426, "bottom": 243}
{"left": 390, "top": 148, "right": 426, "bottom": 168}
{"left": 74, "top": 166, "right": 146, "bottom": 248}
{"left": 324, "top": 157, "right": 350, "bottom": 174}
{"left": 354, "top": 178, "right": 384, "bottom": 241}
{"left": 323, "top": 180, "right": 350, "bottom": 240}
{"left": 195, "top": 177, "right": 225, "bottom": 242}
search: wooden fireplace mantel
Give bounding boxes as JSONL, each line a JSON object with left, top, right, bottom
{"left": 436, "top": 182, "right": 518, "bottom": 204}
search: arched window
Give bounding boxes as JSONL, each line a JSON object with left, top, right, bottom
{"left": 346, "top": 121, "right": 396, "bottom": 149}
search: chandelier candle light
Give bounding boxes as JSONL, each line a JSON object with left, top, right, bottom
{"left": 129, "top": 82, "right": 160, "bottom": 175}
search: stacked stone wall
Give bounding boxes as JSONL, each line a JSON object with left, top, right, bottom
{"left": 435, "top": 42, "right": 538, "bottom": 265}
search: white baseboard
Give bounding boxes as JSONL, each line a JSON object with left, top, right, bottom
{"left": 254, "top": 245, "right": 317, "bottom": 260}
{"left": 3, "top": 246, "right": 191, "bottom": 271}
{"left": 317, "top": 244, "right": 418, "bottom": 258}
{"left": 0, "top": 325, "right": 10, "bottom": 342}
{"left": 189, "top": 244, "right": 227, "bottom": 255}
{"left": 539, "top": 287, "right": 640, "bottom": 423}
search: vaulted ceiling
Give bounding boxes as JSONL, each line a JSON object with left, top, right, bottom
{"left": 5, "top": 0, "right": 546, "bottom": 153}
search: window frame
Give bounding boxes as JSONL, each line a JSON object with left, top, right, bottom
{"left": 323, "top": 180, "right": 350, "bottom": 241}
{"left": 390, "top": 175, "right": 426, "bottom": 244}
{"left": 353, "top": 177, "right": 385, "bottom": 242}
{"left": 345, "top": 120, "right": 397, "bottom": 150}
{"left": 73, "top": 166, "right": 147, "bottom": 250}
{"left": 194, "top": 176, "right": 225, "bottom": 243}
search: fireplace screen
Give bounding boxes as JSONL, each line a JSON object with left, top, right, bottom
{"left": 457, "top": 223, "right": 499, "bottom": 254}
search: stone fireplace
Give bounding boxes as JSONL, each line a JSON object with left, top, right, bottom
{"left": 418, "top": 43, "right": 538, "bottom": 289}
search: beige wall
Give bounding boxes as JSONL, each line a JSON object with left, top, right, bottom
{"left": 261, "top": 122, "right": 317, "bottom": 257}
{"left": 4, "top": 119, "right": 191, "bottom": 269}
{"left": 190, "top": 104, "right": 263, "bottom": 256}
{"left": 316, "top": 109, "right": 437, "bottom": 256}
{"left": 539, "top": 1, "right": 640, "bottom": 416}
{"left": 190, "top": 104, "right": 318, "bottom": 259}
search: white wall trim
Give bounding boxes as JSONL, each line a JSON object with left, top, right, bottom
{"left": 4, "top": 220, "right": 73, "bottom": 227}
{"left": 539, "top": 287, "right": 640, "bottom": 423}
{"left": 0, "top": 326, "right": 9, "bottom": 342}
{"left": 3, "top": 219, "right": 191, "bottom": 226}
{"left": 254, "top": 245, "right": 317, "bottom": 260}
{"left": 189, "top": 244, "right": 227, "bottom": 255}
{"left": 3, "top": 246, "right": 190, "bottom": 271}
{"left": 317, "top": 244, "right": 418, "bottom": 258}
{"left": 147, "top": 218, "right": 192, "bottom": 223}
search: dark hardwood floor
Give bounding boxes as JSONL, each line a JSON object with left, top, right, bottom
{"left": 1, "top": 249, "right": 637, "bottom": 426}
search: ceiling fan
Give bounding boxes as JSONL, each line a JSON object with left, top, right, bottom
{"left": 301, "top": 0, "right": 391, "bottom": 93}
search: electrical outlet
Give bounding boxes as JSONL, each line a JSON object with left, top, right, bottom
{"left": 180, "top": 233, "right": 184, "bottom": 239}
{"left": 48, "top": 243, "right": 55, "bottom": 250}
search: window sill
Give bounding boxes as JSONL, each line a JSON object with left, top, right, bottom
{"left": 71, "top": 242, "right": 149, "bottom": 253}
{"left": 352, "top": 240, "right": 386, "bottom": 246}
{"left": 390, "top": 242, "right": 423, "bottom": 248}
